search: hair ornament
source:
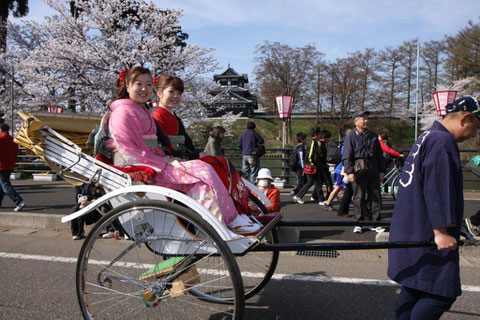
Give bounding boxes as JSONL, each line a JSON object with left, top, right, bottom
{"left": 119, "top": 68, "right": 128, "bottom": 84}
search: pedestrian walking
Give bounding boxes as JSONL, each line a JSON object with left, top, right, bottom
{"left": 238, "top": 121, "right": 264, "bottom": 182}
{"left": 204, "top": 126, "right": 225, "bottom": 156}
{"left": 0, "top": 123, "right": 25, "bottom": 212}
{"left": 342, "top": 111, "right": 385, "bottom": 233}
{"left": 290, "top": 132, "right": 307, "bottom": 199}
{"left": 388, "top": 96, "right": 480, "bottom": 319}
{"left": 293, "top": 127, "right": 326, "bottom": 204}
{"left": 318, "top": 130, "right": 334, "bottom": 201}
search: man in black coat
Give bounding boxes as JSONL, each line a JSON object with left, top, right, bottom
{"left": 342, "top": 111, "right": 385, "bottom": 233}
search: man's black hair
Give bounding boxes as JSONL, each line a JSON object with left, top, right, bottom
{"left": 0, "top": 123, "right": 9, "bottom": 132}
{"left": 296, "top": 132, "right": 307, "bottom": 143}
{"left": 320, "top": 130, "right": 331, "bottom": 139}
{"left": 247, "top": 121, "right": 256, "bottom": 130}
{"left": 310, "top": 127, "right": 321, "bottom": 137}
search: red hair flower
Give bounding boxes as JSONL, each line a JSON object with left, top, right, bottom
{"left": 153, "top": 76, "right": 159, "bottom": 85}
{"left": 119, "top": 68, "right": 128, "bottom": 84}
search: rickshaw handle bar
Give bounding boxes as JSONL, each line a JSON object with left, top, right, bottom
{"left": 251, "top": 241, "right": 464, "bottom": 252}
{"left": 277, "top": 220, "right": 391, "bottom": 227}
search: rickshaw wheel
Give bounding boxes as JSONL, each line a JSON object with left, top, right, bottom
{"left": 242, "top": 193, "right": 279, "bottom": 299}
{"left": 189, "top": 193, "right": 279, "bottom": 303}
{"left": 76, "top": 200, "right": 244, "bottom": 319}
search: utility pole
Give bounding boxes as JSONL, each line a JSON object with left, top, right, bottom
{"left": 414, "top": 43, "right": 420, "bottom": 140}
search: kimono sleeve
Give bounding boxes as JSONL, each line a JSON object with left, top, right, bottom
{"left": 109, "top": 105, "right": 166, "bottom": 171}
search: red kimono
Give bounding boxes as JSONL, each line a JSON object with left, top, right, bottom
{"left": 150, "top": 107, "right": 195, "bottom": 153}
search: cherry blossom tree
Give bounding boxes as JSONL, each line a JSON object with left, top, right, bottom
{"left": 419, "top": 77, "right": 480, "bottom": 130}
{"left": 1, "top": 0, "right": 217, "bottom": 115}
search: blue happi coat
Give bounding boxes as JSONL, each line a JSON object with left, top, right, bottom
{"left": 388, "top": 121, "right": 463, "bottom": 298}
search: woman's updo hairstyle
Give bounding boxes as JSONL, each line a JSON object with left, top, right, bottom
{"left": 115, "top": 66, "right": 152, "bottom": 100}
{"left": 155, "top": 74, "right": 184, "bottom": 93}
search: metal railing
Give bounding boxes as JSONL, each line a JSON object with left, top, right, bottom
{"left": 13, "top": 147, "right": 480, "bottom": 189}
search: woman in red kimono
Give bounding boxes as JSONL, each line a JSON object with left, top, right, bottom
{"left": 150, "top": 75, "right": 198, "bottom": 158}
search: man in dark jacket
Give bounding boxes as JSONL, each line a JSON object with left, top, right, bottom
{"left": 342, "top": 111, "right": 385, "bottom": 233}
{"left": 238, "top": 121, "right": 264, "bottom": 182}
{"left": 0, "top": 123, "right": 25, "bottom": 211}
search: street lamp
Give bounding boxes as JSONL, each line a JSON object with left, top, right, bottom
{"left": 275, "top": 95, "right": 294, "bottom": 148}
{"left": 432, "top": 90, "right": 457, "bottom": 117}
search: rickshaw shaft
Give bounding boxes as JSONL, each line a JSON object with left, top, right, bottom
{"left": 251, "top": 241, "right": 438, "bottom": 252}
{"left": 276, "top": 220, "right": 391, "bottom": 227}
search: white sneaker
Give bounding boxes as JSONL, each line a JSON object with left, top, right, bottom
{"left": 318, "top": 201, "right": 327, "bottom": 206}
{"left": 310, "top": 197, "right": 316, "bottom": 201}
{"left": 102, "top": 231, "right": 115, "bottom": 239}
{"left": 293, "top": 196, "right": 304, "bottom": 204}
{"left": 353, "top": 226, "right": 362, "bottom": 234}
{"left": 14, "top": 202, "right": 25, "bottom": 212}
{"left": 367, "top": 226, "right": 386, "bottom": 233}
{"left": 465, "top": 217, "right": 479, "bottom": 237}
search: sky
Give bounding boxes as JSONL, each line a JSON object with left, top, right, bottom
{"left": 14, "top": 0, "right": 480, "bottom": 80}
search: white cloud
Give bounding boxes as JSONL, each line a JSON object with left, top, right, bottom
{"left": 156, "top": 0, "right": 480, "bottom": 35}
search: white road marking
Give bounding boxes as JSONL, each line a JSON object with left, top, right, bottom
{"left": 1, "top": 251, "right": 479, "bottom": 293}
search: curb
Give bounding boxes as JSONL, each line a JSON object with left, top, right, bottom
{"left": 0, "top": 212, "right": 66, "bottom": 230}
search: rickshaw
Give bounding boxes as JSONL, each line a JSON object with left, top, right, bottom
{"left": 15, "top": 112, "right": 477, "bottom": 319}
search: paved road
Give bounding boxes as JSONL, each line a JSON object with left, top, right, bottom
{"left": 1, "top": 179, "right": 479, "bottom": 319}
{"left": 0, "top": 229, "right": 479, "bottom": 319}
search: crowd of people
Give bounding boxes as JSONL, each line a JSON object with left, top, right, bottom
{"left": 289, "top": 112, "right": 403, "bottom": 234}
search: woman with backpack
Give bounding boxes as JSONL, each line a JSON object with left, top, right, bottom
{"left": 292, "top": 128, "right": 326, "bottom": 204}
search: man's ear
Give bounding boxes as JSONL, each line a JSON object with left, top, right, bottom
{"left": 458, "top": 113, "right": 470, "bottom": 127}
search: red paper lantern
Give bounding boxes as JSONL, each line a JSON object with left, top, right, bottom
{"left": 432, "top": 90, "right": 457, "bottom": 116}
{"left": 275, "top": 95, "right": 294, "bottom": 119}
{"left": 46, "top": 105, "right": 64, "bottom": 113}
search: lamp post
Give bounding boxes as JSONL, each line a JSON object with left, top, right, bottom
{"left": 11, "top": 64, "right": 14, "bottom": 135}
{"left": 275, "top": 95, "right": 294, "bottom": 148}
{"left": 276, "top": 95, "right": 294, "bottom": 185}
{"left": 432, "top": 90, "right": 457, "bottom": 117}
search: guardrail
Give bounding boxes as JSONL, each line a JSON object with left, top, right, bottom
{"left": 222, "top": 148, "right": 480, "bottom": 188}
{"left": 13, "top": 147, "right": 480, "bottom": 189}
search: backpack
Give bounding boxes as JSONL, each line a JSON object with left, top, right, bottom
{"left": 326, "top": 140, "right": 342, "bottom": 165}
{"left": 289, "top": 149, "right": 299, "bottom": 171}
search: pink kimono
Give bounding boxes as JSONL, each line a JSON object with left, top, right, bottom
{"left": 108, "top": 99, "right": 238, "bottom": 224}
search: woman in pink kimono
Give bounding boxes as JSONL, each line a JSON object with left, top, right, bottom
{"left": 108, "top": 66, "right": 259, "bottom": 233}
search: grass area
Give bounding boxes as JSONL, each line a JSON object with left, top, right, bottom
{"left": 189, "top": 117, "right": 418, "bottom": 150}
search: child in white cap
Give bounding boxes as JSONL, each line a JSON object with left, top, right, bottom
{"left": 251, "top": 168, "right": 281, "bottom": 213}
